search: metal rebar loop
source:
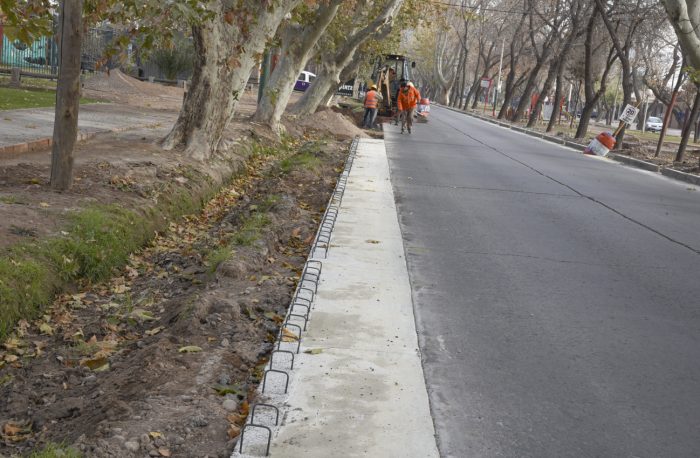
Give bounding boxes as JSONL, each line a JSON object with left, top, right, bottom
{"left": 262, "top": 369, "right": 290, "bottom": 394}
{"left": 270, "top": 349, "right": 295, "bottom": 370}
{"left": 239, "top": 423, "right": 273, "bottom": 456}
{"left": 250, "top": 403, "right": 280, "bottom": 426}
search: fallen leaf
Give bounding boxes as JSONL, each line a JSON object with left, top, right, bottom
{"left": 149, "top": 431, "right": 164, "bottom": 439}
{"left": 282, "top": 327, "right": 299, "bottom": 342}
{"left": 158, "top": 448, "right": 172, "bottom": 457}
{"left": 1, "top": 420, "right": 32, "bottom": 442}
{"left": 93, "top": 362, "right": 110, "bottom": 372}
{"left": 304, "top": 348, "right": 323, "bottom": 355}
{"left": 39, "top": 202, "right": 49, "bottom": 208}
{"left": 145, "top": 326, "right": 165, "bottom": 336}
{"left": 38, "top": 322, "right": 53, "bottom": 336}
{"left": 130, "top": 308, "right": 156, "bottom": 321}
{"left": 80, "top": 356, "right": 108, "bottom": 370}
{"left": 178, "top": 345, "right": 202, "bottom": 353}
{"left": 4, "top": 355, "right": 19, "bottom": 363}
{"left": 125, "top": 265, "right": 139, "bottom": 278}
{"left": 3, "top": 337, "right": 23, "bottom": 351}
{"left": 227, "top": 424, "right": 241, "bottom": 439}
{"left": 113, "top": 284, "right": 129, "bottom": 294}
{"left": 264, "top": 312, "right": 284, "bottom": 323}
{"left": 291, "top": 227, "right": 301, "bottom": 238}
{"left": 366, "top": 239, "right": 381, "bottom": 244}
{"left": 226, "top": 413, "right": 247, "bottom": 425}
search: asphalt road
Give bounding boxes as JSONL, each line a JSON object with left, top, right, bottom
{"left": 384, "top": 107, "right": 700, "bottom": 458}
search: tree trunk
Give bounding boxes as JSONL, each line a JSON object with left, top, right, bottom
{"left": 497, "top": 11, "right": 527, "bottom": 119}
{"left": 450, "top": 46, "right": 466, "bottom": 107}
{"left": 512, "top": 60, "right": 544, "bottom": 122}
{"left": 50, "top": 0, "right": 83, "bottom": 191}
{"left": 676, "top": 85, "right": 700, "bottom": 162}
{"left": 293, "top": 0, "right": 402, "bottom": 116}
{"left": 655, "top": 71, "right": 685, "bottom": 157}
{"left": 546, "top": 64, "right": 564, "bottom": 133}
{"left": 463, "top": 56, "right": 482, "bottom": 109}
{"left": 527, "top": 59, "right": 557, "bottom": 128}
{"left": 254, "top": 1, "right": 341, "bottom": 132}
{"left": 497, "top": 66, "right": 517, "bottom": 119}
{"left": 163, "top": 0, "right": 299, "bottom": 159}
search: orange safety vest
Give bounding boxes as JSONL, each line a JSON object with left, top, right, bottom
{"left": 398, "top": 86, "right": 420, "bottom": 111}
{"left": 364, "top": 90, "right": 378, "bottom": 109}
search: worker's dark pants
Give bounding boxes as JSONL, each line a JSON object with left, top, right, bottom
{"left": 362, "top": 108, "right": 378, "bottom": 128}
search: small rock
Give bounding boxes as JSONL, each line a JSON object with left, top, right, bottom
{"left": 140, "top": 433, "right": 152, "bottom": 447}
{"left": 181, "top": 395, "right": 193, "bottom": 402}
{"left": 218, "top": 374, "right": 231, "bottom": 385}
{"left": 221, "top": 338, "right": 230, "bottom": 347}
{"left": 173, "top": 436, "right": 185, "bottom": 445}
{"left": 154, "top": 437, "right": 166, "bottom": 447}
{"left": 222, "top": 399, "right": 238, "bottom": 412}
{"left": 124, "top": 441, "right": 140, "bottom": 452}
{"left": 149, "top": 449, "right": 161, "bottom": 457}
{"left": 84, "top": 375, "right": 97, "bottom": 385}
{"left": 189, "top": 416, "right": 209, "bottom": 427}
{"left": 113, "top": 435, "right": 126, "bottom": 443}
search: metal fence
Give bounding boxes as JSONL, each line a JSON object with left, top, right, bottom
{"left": 0, "top": 22, "right": 118, "bottom": 79}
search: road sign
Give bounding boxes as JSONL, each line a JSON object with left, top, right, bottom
{"left": 336, "top": 79, "right": 355, "bottom": 97}
{"left": 480, "top": 78, "right": 490, "bottom": 88}
{"left": 619, "top": 104, "right": 640, "bottom": 125}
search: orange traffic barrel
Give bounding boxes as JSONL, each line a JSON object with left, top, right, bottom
{"left": 584, "top": 132, "right": 616, "bottom": 156}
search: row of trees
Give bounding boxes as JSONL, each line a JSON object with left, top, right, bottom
{"left": 410, "top": 0, "right": 700, "bottom": 162}
{"left": 2, "top": 0, "right": 423, "bottom": 189}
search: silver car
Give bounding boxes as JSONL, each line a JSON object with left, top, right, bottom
{"left": 646, "top": 116, "right": 663, "bottom": 133}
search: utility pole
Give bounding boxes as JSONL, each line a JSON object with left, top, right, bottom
{"left": 493, "top": 37, "right": 505, "bottom": 116}
{"left": 50, "top": 0, "right": 83, "bottom": 191}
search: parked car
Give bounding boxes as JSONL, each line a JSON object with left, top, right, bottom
{"left": 294, "top": 71, "right": 316, "bottom": 92}
{"left": 646, "top": 116, "right": 663, "bottom": 133}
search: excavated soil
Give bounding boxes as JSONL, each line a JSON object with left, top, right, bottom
{"left": 0, "top": 137, "right": 349, "bottom": 458}
{"left": 297, "top": 108, "right": 369, "bottom": 140}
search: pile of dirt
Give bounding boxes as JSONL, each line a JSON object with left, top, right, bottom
{"left": 82, "top": 70, "right": 185, "bottom": 110}
{"left": 0, "top": 138, "right": 348, "bottom": 457}
{"left": 296, "top": 108, "right": 369, "bottom": 140}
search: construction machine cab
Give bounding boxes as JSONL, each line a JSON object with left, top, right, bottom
{"left": 371, "top": 54, "right": 414, "bottom": 116}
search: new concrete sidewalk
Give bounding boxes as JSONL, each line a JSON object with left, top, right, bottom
{"left": 0, "top": 103, "right": 177, "bottom": 155}
{"left": 236, "top": 139, "right": 438, "bottom": 457}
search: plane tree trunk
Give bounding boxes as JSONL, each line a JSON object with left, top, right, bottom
{"left": 163, "top": 0, "right": 300, "bottom": 159}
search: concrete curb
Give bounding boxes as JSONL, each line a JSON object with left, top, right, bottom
{"left": 661, "top": 167, "right": 700, "bottom": 185}
{"left": 435, "top": 103, "right": 699, "bottom": 186}
{"left": 608, "top": 154, "right": 660, "bottom": 173}
{"left": 0, "top": 122, "right": 163, "bottom": 157}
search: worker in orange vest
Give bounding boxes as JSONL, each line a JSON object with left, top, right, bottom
{"left": 397, "top": 81, "right": 421, "bottom": 134}
{"left": 362, "top": 84, "right": 383, "bottom": 129}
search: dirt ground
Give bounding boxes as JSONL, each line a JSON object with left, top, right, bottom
{"left": 616, "top": 136, "right": 700, "bottom": 174}
{"left": 0, "top": 71, "right": 363, "bottom": 457}
{"left": 0, "top": 72, "right": 357, "bottom": 252}
{"left": 0, "top": 136, "right": 348, "bottom": 458}
{"left": 82, "top": 70, "right": 185, "bottom": 111}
